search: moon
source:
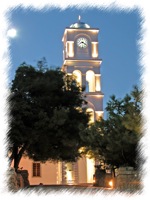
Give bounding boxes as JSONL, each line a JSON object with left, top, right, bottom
{"left": 7, "top": 28, "right": 17, "bottom": 38}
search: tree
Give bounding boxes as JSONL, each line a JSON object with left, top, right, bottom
{"left": 8, "top": 62, "right": 89, "bottom": 172}
{"left": 85, "top": 86, "right": 142, "bottom": 168}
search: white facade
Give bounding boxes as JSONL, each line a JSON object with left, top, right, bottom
{"left": 60, "top": 19, "right": 104, "bottom": 184}
{"left": 16, "top": 18, "right": 104, "bottom": 185}
{"left": 62, "top": 19, "right": 104, "bottom": 121}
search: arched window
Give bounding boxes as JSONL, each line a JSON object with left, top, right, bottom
{"left": 73, "top": 70, "right": 82, "bottom": 87}
{"left": 86, "top": 70, "right": 95, "bottom": 92}
{"left": 86, "top": 108, "right": 94, "bottom": 124}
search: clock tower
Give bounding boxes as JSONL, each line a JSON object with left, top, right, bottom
{"left": 61, "top": 17, "right": 104, "bottom": 184}
{"left": 62, "top": 17, "right": 104, "bottom": 122}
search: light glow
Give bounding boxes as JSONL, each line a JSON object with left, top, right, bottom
{"left": 68, "top": 41, "right": 74, "bottom": 57}
{"left": 87, "top": 108, "right": 94, "bottom": 123}
{"left": 66, "top": 171, "right": 73, "bottom": 184}
{"left": 95, "top": 111, "right": 103, "bottom": 120}
{"left": 86, "top": 157, "right": 95, "bottom": 183}
{"left": 95, "top": 74, "right": 101, "bottom": 91}
{"left": 90, "top": 30, "right": 99, "bottom": 33}
{"left": 86, "top": 70, "right": 95, "bottom": 92}
{"left": 66, "top": 163, "right": 73, "bottom": 184}
{"left": 108, "top": 180, "right": 113, "bottom": 187}
{"left": 92, "top": 42, "right": 98, "bottom": 58}
{"left": 73, "top": 70, "right": 82, "bottom": 86}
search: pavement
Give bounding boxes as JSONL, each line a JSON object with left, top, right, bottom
{"left": 27, "top": 184, "right": 114, "bottom": 194}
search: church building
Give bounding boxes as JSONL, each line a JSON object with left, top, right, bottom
{"left": 15, "top": 17, "right": 104, "bottom": 185}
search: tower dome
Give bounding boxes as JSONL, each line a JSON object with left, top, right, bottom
{"left": 70, "top": 16, "right": 90, "bottom": 29}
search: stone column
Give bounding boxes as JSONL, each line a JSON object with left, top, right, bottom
{"left": 72, "top": 162, "right": 79, "bottom": 184}
{"left": 61, "top": 162, "right": 67, "bottom": 184}
{"left": 82, "top": 74, "right": 86, "bottom": 90}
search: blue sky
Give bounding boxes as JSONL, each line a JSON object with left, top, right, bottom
{"left": 9, "top": 8, "right": 141, "bottom": 117}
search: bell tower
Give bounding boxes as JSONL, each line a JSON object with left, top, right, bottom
{"left": 61, "top": 17, "right": 104, "bottom": 184}
{"left": 62, "top": 16, "right": 104, "bottom": 122}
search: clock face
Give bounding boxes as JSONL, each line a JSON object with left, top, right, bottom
{"left": 77, "top": 37, "right": 88, "bottom": 48}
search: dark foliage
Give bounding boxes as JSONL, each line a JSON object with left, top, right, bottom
{"left": 8, "top": 62, "right": 89, "bottom": 171}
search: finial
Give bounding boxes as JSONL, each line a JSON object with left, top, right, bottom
{"left": 78, "top": 15, "right": 81, "bottom": 22}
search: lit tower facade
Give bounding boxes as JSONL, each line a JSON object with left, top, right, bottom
{"left": 61, "top": 17, "right": 104, "bottom": 184}
{"left": 62, "top": 17, "right": 104, "bottom": 122}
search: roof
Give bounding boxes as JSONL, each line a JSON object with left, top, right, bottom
{"left": 70, "top": 17, "right": 90, "bottom": 29}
